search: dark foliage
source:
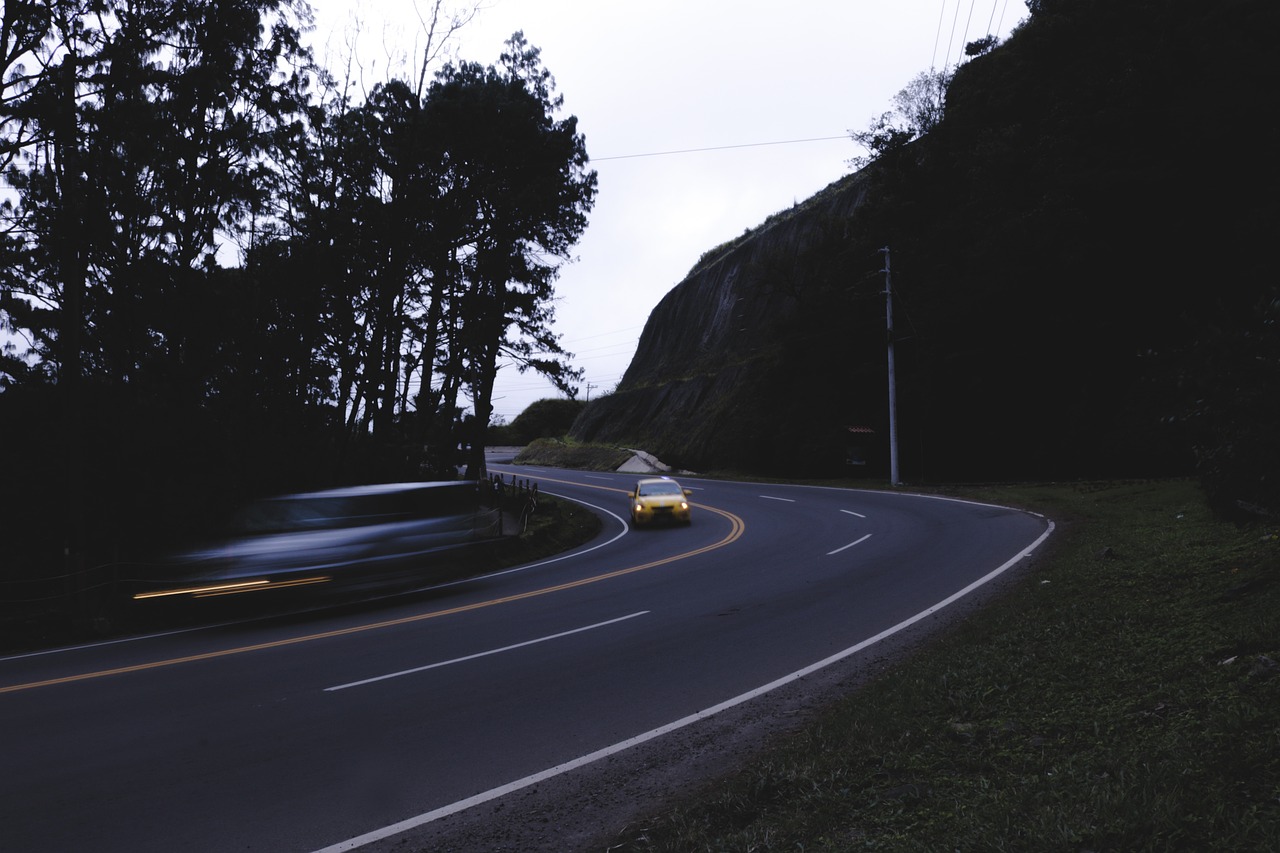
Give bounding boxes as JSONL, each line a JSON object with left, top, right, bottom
{"left": 0, "top": 384, "right": 347, "bottom": 574}
{"left": 0, "top": 8, "right": 595, "bottom": 581}
{"left": 489, "top": 397, "right": 587, "bottom": 445}
{"left": 588, "top": 0, "right": 1276, "bottom": 508}
{"left": 879, "top": 0, "right": 1279, "bottom": 497}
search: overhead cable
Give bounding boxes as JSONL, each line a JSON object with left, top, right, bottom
{"left": 593, "top": 135, "right": 847, "bottom": 162}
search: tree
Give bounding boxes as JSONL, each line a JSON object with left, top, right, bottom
{"left": 501, "top": 397, "right": 586, "bottom": 444}
{"left": 965, "top": 35, "right": 999, "bottom": 57}
{"left": 276, "top": 1, "right": 478, "bottom": 448}
{"left": 1, "top": 0, "right": 312, "bottom": 392}
{"left": 0, "top": 0, "right": 55, "bottom": 171}
{"left": 422, "top": 33, "right": 597, "bottom": 477}
{"left": 848, "top": 69, "right": 951, "bottom": 169}
{"left": 0, "top": 0, "right": 313, "bottom": 571}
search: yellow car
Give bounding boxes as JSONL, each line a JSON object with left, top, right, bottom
{"left": 629, "top": 477, "right": 693, "bottom": 527}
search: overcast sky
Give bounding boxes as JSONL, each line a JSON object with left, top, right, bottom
{"left": 308, "top": 0, "right": 1030, "bottom": 423}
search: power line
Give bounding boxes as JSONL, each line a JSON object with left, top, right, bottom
{"left": 559, "top": 323, "right": 645, "bottom": 343}
{"left": 593, "top": 135, "right": 848, "bottom": 162}
{"left": 944, "top": 0, "right": 963, "bottom": 70}
{"left": 932, "top": 0, "right": 949, "bottom": 72}
{"left": 568, "top": 339, "right": 639, "bottom": 356}
{"left": 995, "top": 0, "right": 1012, "bottom": 37}
{"left": 960, "top": 0, "right": 980, "bottom": 56}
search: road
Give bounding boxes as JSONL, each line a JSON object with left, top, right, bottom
{"left": 0, "top": 465, "right": 1052, "bottom": 852}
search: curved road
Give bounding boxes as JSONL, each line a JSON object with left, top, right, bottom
{"left": 0, "top": 465, "right": 1051, "bottom": 852}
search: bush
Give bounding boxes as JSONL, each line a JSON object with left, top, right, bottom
{"left": 498, "top": 398, "right": 587, "bottom": 444}
{"left": 515, "top": 438, "right": 633, "bottom": 471}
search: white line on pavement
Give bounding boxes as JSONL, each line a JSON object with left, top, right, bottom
{"left": 325, "top": 611, "right": 650, "bottom": 692}
{"left": 827, "top": 534, "right": 873, "bottom": 555}
{"left": 310, "top": 519, "right": 1055, "bottom": 853}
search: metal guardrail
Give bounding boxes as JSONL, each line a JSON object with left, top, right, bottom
{"left": 488, "top": 472, "right": 539, "bottom": 534}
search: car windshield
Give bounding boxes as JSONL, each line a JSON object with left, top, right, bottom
{"left": 638, "top": 482, "right": 682, "bottom": 497}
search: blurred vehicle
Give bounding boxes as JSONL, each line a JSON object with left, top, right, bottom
{"left": 133, "top": 481, "right": 502, "bottom": 602}
{"left": 628, "top": 477, "right": 693, "bottom": 527}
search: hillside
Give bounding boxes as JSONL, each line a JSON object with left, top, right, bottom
{"left": 571, "top": 0, "right": 1279, "bottom": 512}
{"left": 571, "top": 171, "right": 878, "bottom": 474}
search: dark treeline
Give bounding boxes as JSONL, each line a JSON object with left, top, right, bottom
{"left": 576, "top": 0, "right": 1276, "bottom": 521}
{"left": 741, "top": 0, "right": 1277, "bottom": 513}
{"left": 0, "top": 2, "right": 596, "bottom": 576}
{"left": 864, "top": 0, "right": 1279, "bottom": 515}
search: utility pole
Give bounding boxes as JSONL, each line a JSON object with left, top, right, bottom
{"left": 881, "top": 247, "right": 901, "bottom": 486}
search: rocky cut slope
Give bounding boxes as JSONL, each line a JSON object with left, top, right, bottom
{"left": 573, "top": 0, "right": 1279, "bottom": 495}
{"left": 569, "top": 170, "right": 884, "bottom": 475}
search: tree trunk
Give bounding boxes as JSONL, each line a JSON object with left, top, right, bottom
{"left": 57, "top": 57, "right": 87, "bottom": 578}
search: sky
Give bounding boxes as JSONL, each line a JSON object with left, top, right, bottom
{"left": 308, "top": 0, "right": 1030, "bottom": 423}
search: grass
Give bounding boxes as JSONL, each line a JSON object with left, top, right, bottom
{"left": 10, "top": 456, "right": 1276, "bottom": 848}
{"left": 481, "top": 492, "right": 603, "bottom": 569}
{"left": 602, "top": 479, "right": 1280, "bottom": 851}
{"left": 516, "top": 437, "right": 635, "bottom": 471}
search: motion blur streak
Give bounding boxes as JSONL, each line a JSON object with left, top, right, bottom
{"left": 133, "top": 580, "right": 272, "bottom": 599}
{"left": 194, "top": 575, "right": 331, "bottom": 597}
{"left": 133, "top": 575, "right": 332, "bottom": 600}
{"left": 1, "top": 505, "right": 746, "bottom": 696}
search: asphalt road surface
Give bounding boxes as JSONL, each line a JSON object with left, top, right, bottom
{"left": 0, "top": 465, "right": 1052, "bottom": 852}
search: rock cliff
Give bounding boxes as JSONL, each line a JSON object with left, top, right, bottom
{"left": 574, "top": 0, "right": 1278, "bottom": 491}
{"left": 570, "top": 170, "right": 881, "bottom": 474}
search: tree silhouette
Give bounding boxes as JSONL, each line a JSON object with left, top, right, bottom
{"left": 419, "top": 32, "right": 597, "bottom": 476}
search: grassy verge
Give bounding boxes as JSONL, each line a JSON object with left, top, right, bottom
{"left": 606, "top": 479, "right": 1280, "bottom": 851}
{"left": 515, "top": 437, "right": 635, "bottom": 471}
{"left": 457, "top": 493, "right": 602, "bottom": 576}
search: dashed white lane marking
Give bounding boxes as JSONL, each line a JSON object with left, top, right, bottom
{"left": 325, "top": 612, "right": 649, "bottom": 692}
{"left": 827, "top": 534, "right": 873, "bottom": 556}
{"left": 310, "top": 519, "right": 1055, "bottom": 853}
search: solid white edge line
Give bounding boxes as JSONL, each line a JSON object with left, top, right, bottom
{"left": 310, "top": 517, "right": 1056, "bottom": 853}
{"left": 420, "top": 491, "right": 631, "bottom": 589}
{"left": 827, "top": 533, "right": 873, "bottom": 556}
{"left": 669, "top": 474, "right": 1043, "bottom": 517}
{"left": 0, "top": 622, "right": 227, "bottom": 662}
{"left": 325, "top": 612, "right": 649, "bottom": 692}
